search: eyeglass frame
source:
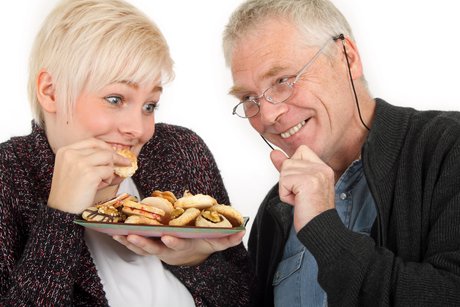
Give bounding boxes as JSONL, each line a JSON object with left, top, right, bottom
{"left": 232, "top": 34, "right": 345, "bottom": 119}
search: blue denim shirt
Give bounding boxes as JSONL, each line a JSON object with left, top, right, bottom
{"left": 273, "top": 159, "right": 377, "bottom": 307}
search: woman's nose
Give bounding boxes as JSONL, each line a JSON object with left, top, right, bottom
{"left": 118, "top": 110, "right": 146, "bottom": 138}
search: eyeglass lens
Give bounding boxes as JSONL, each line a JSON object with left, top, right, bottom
{"left": 238, "top": 79, "right": 294, "bottom": 118}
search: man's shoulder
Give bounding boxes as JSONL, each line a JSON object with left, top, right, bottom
{"left": 375, "top": 99, "right": 460, "bottom": 139}
{"left": 376, "top": 98, "right": 460, "bottom": 126}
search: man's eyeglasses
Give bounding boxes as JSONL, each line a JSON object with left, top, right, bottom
{"left": 232, "top": 35, "right": 340, "bottom": 119}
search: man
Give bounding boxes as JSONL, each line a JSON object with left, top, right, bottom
{"left": 223, "top": 0, "right": 460, "bottom": 306}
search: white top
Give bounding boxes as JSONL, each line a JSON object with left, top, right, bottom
{"left": 84, "top": 178, "right": 195, "bottom": 307}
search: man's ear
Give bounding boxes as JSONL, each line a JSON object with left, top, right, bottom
{"left": 339, "top": 37, "right": 364, "bottom": 80}
{"left": 36, "top": 69, "right": 57, "bottom": 113}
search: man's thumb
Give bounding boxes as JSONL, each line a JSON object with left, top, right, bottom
{"left": 270, "top": 149, "right": 288, "bottom": 172}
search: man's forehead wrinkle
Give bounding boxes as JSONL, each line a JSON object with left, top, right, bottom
{"left": 229, "top": 38, "right": 292, "bottom": 96}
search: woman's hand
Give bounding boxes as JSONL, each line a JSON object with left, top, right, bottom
{"left": 112, "top": 231, "right": 245, "bottom": 266}
{"left": 47, "top": 138, "right": 131, "bottom": 214}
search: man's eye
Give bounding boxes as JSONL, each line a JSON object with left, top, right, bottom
{"left": 105, "top": 96, "right": 123, "bottom": 105}
{"left": 275, "top": 76, "right": 290, "bottom": 85}
{"left": 242, "top": 95, "right": 256, "bottom": 103}
{"left": 143, "top": 102, "right": 158, "bottom": 114}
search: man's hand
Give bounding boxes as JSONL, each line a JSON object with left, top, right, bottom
{"left": 270, "top": 145, "right": 335, "bottom": 232}
{"left": 113, "top": 231, "right": 245, "bottom": 266}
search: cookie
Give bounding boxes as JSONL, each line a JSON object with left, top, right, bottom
{"left": 195, "top": 210, "right": 232, "bottom": 228}
{"left": 151, "top": 190, "right": 177, "bottom": 205}
{"left": 95, "top": 193, "right": 131, "bottom": 208}
{"left": 141, "top": 196, "right": 174, "bottom": 216}
{"left": 114, "top": 149, "right": 138, "bottom": 178}
{"left": 121, "top": 199, "right": 165, "bottom": 223}
{"left": 82, "top": 205, "right": 122, "bottom": 223}
{"left": 168, "top": 207, "right": 200, "bottom": 226}
{"left": 125, "top": 215, "right": 162, "bottom": 225}
{"left": 209, "top": 204, "right": 244, "bottom": 227}
{"left": 174, "top": 191, "right": 217, "bottom": 210}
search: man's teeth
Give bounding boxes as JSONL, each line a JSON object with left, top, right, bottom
{"left": 280, "top": 120, "right": 306, "bottom": 139}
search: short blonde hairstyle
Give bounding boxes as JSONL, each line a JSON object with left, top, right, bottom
{"left": 28, "top": 0, "right": 174, "bottom": 126}
{"left": 223, "top": 0, "right": 354, "bottom": 65}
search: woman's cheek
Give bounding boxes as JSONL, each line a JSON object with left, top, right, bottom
{"left": 139, "top": 120, "right": 155, "bottom": 147}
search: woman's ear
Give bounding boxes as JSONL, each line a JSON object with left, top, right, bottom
{"left": 36, "top": 69, "right": 57, "bottom": 113}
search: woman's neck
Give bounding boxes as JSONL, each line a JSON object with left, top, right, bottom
{"left": 94, "top": 185, "right": 119, "bottom": 204}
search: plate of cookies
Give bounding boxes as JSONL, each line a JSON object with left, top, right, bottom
{"left": 74, "top": 190, "right": 248, "bottom": 239}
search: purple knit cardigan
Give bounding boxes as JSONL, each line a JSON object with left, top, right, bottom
{"left": 0, "top": 122, "right": 253, "bottom": 306}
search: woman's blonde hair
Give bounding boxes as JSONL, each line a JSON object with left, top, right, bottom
{"left": 223, "top": 0, "right": 354, "bottom": 65}
{"left": 28, "top": 0, "right": 174, "bottom": 126}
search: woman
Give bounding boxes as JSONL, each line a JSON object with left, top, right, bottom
{"left": 0, "top": 0, "right": 252, "bottom": 306}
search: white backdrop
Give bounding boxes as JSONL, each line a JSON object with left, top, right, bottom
{"left": 1, "top": 1, "right": 459, "bottom": 245}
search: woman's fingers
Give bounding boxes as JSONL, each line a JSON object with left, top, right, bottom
{"left": 48, "top": 139, "right": 133, "bottom": 213}
{"left": 112, "top": 231, "right": 245, "bottom": 266}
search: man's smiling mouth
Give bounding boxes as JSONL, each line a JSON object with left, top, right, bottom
{"left": 280, "top": 120, "right": 307, "bottom": 139}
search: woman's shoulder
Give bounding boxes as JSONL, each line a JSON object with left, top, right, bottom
{"left": 0, "top": 137, "right": 31, "bottom": 196}
{"left": 134, "top": 123, "right": 221, "bottom": 198}
{"left": 141, "top": 123, "right": 209, "bottom": 156}
{"left": 153, "top": 123, "right": 204, "bottom": 142}
{"left": 0, "top": 137, "right": 23, "bottom": 171}
{"left": 0, "top": 126, "right": 49, "bottom": 186}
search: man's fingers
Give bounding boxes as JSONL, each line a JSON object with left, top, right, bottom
{"left": 290, "top": 145, "right": 323, "bottom": 163}
{"left": 271, "top": 145, "right": 323, "bottom": 174}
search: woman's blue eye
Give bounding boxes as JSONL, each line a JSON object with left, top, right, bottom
{"left": 105, "top": 96, "right": 123, "bottom": 105}
{"left": 143, "top": 102, "right": 158, "bottom": 114}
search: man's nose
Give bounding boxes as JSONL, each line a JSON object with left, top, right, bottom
{"left": 258, "top": 97, "right": 288, "bottom": 124}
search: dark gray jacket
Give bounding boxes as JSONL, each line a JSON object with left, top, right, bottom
{"left": 249, "top": 99, "right": 460, "bottom": 306}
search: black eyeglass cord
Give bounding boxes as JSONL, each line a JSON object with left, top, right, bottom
{"left": 260, "top": 134, "right": 275, "bottom": 150}
{"left": 334, "top": 34, "right": 370, "bottom": 131}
